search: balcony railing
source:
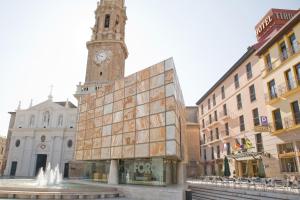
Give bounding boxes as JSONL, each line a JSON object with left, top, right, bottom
{"left": 265, "top": 80, "right": 300, "bottom": 103}
{"left": 264, "top": 44, "right": 300, "bottom": 74}
{"left": 269, "top": 115, "right": 300, "bottom": 134}
{"left": 219, "top": 110, "right": 233, "bottom": 121}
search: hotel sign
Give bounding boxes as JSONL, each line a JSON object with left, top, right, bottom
{"left": 255, "top": 9, "right": 297, "bottom": 41}
{"left": 256, "top": 16, "right": 272, "bottom": 36}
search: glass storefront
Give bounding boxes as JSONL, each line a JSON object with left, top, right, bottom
{"left": 69, "top": 161, "right": 110, "bottom": 183}
{"left": 119, "top": 158, "right": 177, "bottom": 186}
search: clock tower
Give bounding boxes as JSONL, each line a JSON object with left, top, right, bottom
{"left": 84, "top": 0, "right": 128, "bottom": 85}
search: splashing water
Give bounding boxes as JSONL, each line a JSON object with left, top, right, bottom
{"left": 36, "top": 163, "right": 63, "bottom": 187}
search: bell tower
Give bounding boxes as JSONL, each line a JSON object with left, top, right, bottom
{"left": 85, "top": 0, "right": 128, "bottom": 85}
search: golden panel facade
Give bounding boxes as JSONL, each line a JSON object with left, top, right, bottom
{"left": 75, "top": 58, "right": 185, "bottom": 161}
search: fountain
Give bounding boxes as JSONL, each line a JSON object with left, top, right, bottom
{"left": 0, "top": 163, "right": 121, "bottom": 199}
{"left": 36, "top": 163, "right": 63, "bottom": 187}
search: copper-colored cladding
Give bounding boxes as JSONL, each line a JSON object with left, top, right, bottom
{"left": 75, "top": 59, "right": 186, "bottom": 161}
{"left": 255, "top": 9, "right": 298, "bottom": 42}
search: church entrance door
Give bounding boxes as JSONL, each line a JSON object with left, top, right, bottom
{"left": 35, "top": 154, "right": 47, "bottom": 176}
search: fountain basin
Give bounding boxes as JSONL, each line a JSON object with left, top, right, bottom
{"left": 0, "top": 179, "right": 122, "bottom": 199}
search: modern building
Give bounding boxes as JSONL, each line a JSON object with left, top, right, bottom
{"left": 72, "top": 0, "right": 187, "bottom": 186}
{"left": 185, "top": 106, "right": 201, "bottom": 178}
{"left": 4, "top": 96, "right": 77, "bottom": 177}
{"left": 0, "top": 137, "right": 6, "bottom": 175}
{"left": 196, "top": 8, "right": 300, "bottom": 178}
{"left": 256, "top": 10, "right": 300, "bottom": 177}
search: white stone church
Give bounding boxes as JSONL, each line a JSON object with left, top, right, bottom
{"left": 4, "top": 95, "right": 77, "bottom": 177}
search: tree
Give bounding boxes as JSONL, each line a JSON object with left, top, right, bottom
{"left": 224, "top": 156, "right": 231, "bottom": 177}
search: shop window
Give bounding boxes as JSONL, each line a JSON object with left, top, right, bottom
{"left": 280, "top": 157, "right": 298, "bottom": 172}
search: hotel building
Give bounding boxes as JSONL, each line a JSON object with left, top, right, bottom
{"left": 72, "top": 0, "right": 187, "bottom": 186}
{"left": 197, "top": 8, "right": 300, "bottom": 178}
{"left": 257, "top": 11, "right": 300, "bottom": 177}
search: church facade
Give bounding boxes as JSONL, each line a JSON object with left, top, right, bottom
{"left": 72, "top": 0, "right": 187, "bottom": 185}
{"left": 4, "top": 97, "right": 77, "bottom": 177}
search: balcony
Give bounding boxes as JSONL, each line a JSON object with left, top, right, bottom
{"left": 205, "top": 119, "right": 220, "bottom": 129}
{"left": 219, "top": 111, "right": 233, "bottom": 121}
{"left": 265, "top": 81, "right": 300, "bottom": 105}
{"left": 270, "top": 115, "right": 300, "bottom": 135}
{"left": 264, "top": 44, "right": 300, "bottom": 77}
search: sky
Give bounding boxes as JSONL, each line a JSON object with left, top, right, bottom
{"left": 0, "top": 0, "right": 299, "bottom": 136}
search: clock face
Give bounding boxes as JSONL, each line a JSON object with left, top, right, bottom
{"left": 94, "top": 50, "right": 111, "bottom": 64}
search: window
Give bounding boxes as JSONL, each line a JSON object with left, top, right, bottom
{"left": 204, "top": 149, "right": 207, "bottom": 161}
{"left": 42, "top": 111, "right": 50, "bottom": 128}
{"left": 249, "top": 84, "right": 256, "bottom": 102}
{"left": 273, "top": 109, "right": 283, "bottom": 130}
{"left": 104, "top": 14, "right": 110, "bottom": 28}
{"left": 295, "top": 63, "right": 300, "bottom": 85}
{"left": 212, "top": 94, "right": 216, "bottom": 106}
{"left": 226, "top": 142, "right": 231, "bottom": 155}
{"left": 210, "top": 130, "right": 213, "bottom": 141}
{"left": 239, "top": 115, "right": 245, "bottom": 132}
{"left": 252, "top": 108, "right": 260, "bottom": 126}
{"left": 67, "top": 140, "right": 73, "bottom": 148}
{"left": 214, "top": 110, "right": 218, "bottom": 121}
{"left": 15, "top": 140, "right": 20, "bottom": 147}
{"left": 201, "top": 105, "right": 204, "bottom": 115}
{"left": 215, "top": 128, "right": 219, "bottom": 139}
{"left": 225, "top": 123, "right": 229, "bottom": 136}
{"left": 41, "top": 135, "right": 46, "bottom": 142}
{"left": 268, "top": 79, "right": 277, "bottom": 99}
{"left": 285, "top": 69, "right": 295, "bottom": 90}
{"left": 223, "top": 104, "right": 227, "bottom": 116}
{"left": 266, "top": 53, "right": 272, "bottom": 70}
{"left": 209, "top": 114, "right": 212, "bottom": 124}
{"left": 289, "top": 33, "right": 297, "bottom": 54}
{"left": 221, "top": 86, "right": 225, "bottom": 99}
{"left": 211, "top": 147, "right": 214, "bottom": 160}
{"left": 280, "top": 157, "right": 298, "bottom": 172}
{"left": 217, "top": 145, "right": 220, "bottom": 159}
{"left": 246, "top": 63, "right": 252, "bottom": 79}
{"left": 278, "top": 143, "right": 294, "bottom": 154}
{"left": 255, "top": 133, "right": 264, "bottom": 153}
{"left": 202, "top": 119, "right": 205, "bottom": 128}
{"left": 208, "top": 99, "right": 211, "bottom": 110}
{"left": 202, "top": 134, "right": 206, "bottom": 144}
{"left": 234, "top": 74, "right": 239, "bottom": 89}
{"left": 29, "top": 115, "right": 35, "bottom": 128}
{"left": 280, "top": 41, "right": 288, "bottom": 60}
{"left": 291, "top": 101, "right": 300, "bottom": 125}
{"left": 236, "top": 94, "right": 242, "bottom": 110}
{"left": 58, "top": 115, "right": 63, "bottom": 127}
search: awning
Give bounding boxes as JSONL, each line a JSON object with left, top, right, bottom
{"left": 227, "top": 152, "right": 263, "bottom": 161}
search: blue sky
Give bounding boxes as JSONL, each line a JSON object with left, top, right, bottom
{"left": 0, "top": 0, "right": 299, "bottom": 135}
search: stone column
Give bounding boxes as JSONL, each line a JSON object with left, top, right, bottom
{"left": 108, "top": 160, "right": 119, "bottom": 184}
